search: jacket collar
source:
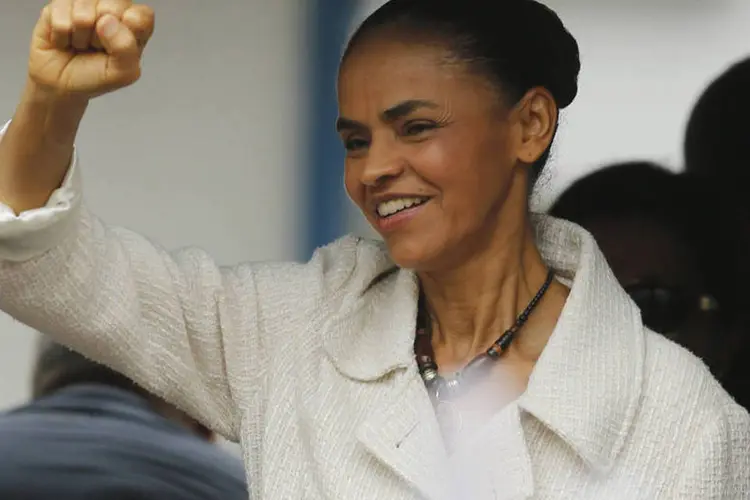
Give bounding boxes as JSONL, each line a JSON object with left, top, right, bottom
{"left": 322, "top": 216, "right": 645, "bottom": 470}
{"left": 517, "top": 216, "right": 645, "bottom": 471}
{"left": 321, "top": 240, "right": 418, "bottom": 381}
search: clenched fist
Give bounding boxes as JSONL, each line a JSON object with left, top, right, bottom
{"left": 29, "top": 0, "right": 155, "bottom": 99}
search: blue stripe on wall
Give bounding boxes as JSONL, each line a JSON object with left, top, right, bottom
{"left": 304, "top": 0, "right": 359, "bottom": 259}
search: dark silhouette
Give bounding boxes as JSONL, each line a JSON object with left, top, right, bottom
{"left": 0, "top": 336, "right": 249, "bottom": 500}
{"left": 550, "top": 162, "right": 749, "bottom": 403}
{"left": 684, "top": 57, "right": 750, "bottom": 187}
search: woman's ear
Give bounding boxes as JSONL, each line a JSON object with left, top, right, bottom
{"left": 514, "top": 87, "right": 558, "bottom": 165}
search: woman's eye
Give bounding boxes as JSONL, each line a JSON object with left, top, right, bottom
{"left": 403, "top": 121, "right": 437, "bottom": 136}
{"left": 343, "top": 137, "right": 369, "bottom": 152}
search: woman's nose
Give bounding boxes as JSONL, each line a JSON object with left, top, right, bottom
{"left": 359, "top": 145, "right": 406, "bottom": 187}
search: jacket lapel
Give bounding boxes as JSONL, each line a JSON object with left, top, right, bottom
{"left": 323, "top": 259, "right": 449, "bottom": 499}
{"left": 321, "top": 246, "right": 416, "bottom": 382}
{"left": 356, "top": 372, "right": 448, "bottom": 500}
{"left": 519, "top": 216, "right": 645, "bottom": 471}
{"left": 447, "top": 403, "right": 534, "bottom": 500}
{"left": 484, "top": 405, "right": 534, "bottom": 499}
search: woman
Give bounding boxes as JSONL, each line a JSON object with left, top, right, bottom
{"left": 0, "top": 1, "right": 747, "bottom": 499}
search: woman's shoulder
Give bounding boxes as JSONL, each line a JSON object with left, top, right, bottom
{"left": 617, "top": 330, "right": 749, "bottom": 483}
{"left": 246, "top": 234, "right": 393, "bottom": 305}
{"left": 639, "top": 329, "right": 747, "bottom": 429}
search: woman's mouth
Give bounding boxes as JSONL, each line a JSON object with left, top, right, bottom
{"left": 373, "top": 196, "right": 430, "bottom": 233}
{"left": 376, "top": 197, "right": 429, "bottom": 218}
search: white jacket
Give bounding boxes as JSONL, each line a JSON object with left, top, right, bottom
{"left": 0, "top": 152, "right": 748, "bottom": 499}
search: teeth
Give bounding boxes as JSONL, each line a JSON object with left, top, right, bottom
{"left": 376, "top": 197, "right": 428, "bottom": 218}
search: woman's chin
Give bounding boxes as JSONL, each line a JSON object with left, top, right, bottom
{"left": 384, "top": 237, "right": 437, "bottom": 270}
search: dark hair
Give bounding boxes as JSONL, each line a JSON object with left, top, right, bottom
{"left": 32, "top": 336, "right": 145, "bottom": 399}
{"left": 684, "top": 57, "right": 750, "bottom": 183}
{"left": 549, "top": 162, "right": 681, "bottom": 227}
{"left": 31, "top": 336, "right": 214, "bottom": 439}
{"left": 549, "top": 161, "right": 748, "bottom": 323}
{"left": 344, "top": 0, "right": 581, "bottom": 188}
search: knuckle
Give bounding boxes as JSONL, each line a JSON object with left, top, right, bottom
{"left": 138, "top": 4, "right": 155, "bottom": 20}
{"left": 71, "top": 12, "right": 96, "bottom": 28}
{"left": 50, "top": 17, "right": 71, "bottom": 30}
{"left": 115, "top": 67, "right": 141, "bottom": 87}
{"left": 112, "top": 38, "right": 139, "bottom": 56}
{"left": 71, "top": 17, "right": 95, "bottom": 32}
{"left": 51, "top": 18, "right": 73, "bottom": 33}
{"left": 124, "top": 5, "right": 155, "bottom": 29}
{"left": 97, "top": 0, "right": 131, "bottom": 16}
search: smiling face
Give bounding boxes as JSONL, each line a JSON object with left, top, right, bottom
{"left": 337, "top": 38, "right": 553, "bottom": 271}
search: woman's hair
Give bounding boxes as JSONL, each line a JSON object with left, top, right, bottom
{"left": 684, "top": 57, "right": 750, "bottom": 183}
{"left": 343, "top": 0, "right": 581, "bottom": 189}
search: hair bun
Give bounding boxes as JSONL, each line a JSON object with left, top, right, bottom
{"left": 517, "top": 0, "right": 581, "bottom": 109}
{"left": 349, "top": 0, "right": 581, "bottom": 109}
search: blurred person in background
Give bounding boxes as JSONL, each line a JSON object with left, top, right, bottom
{"left": 0, "top": 0, "right": 747, "bottom": 498}
{"left": 549, "top": 162, "right": 749, "bottom": 407}
{"left": 0, "top": 336, "right": 248, "bottom": 500}
{"left": 683, "top": 58, "right": 750, "bottom": 411}
{"left": 684, "top": 57, "right": 750, "bottom": 192}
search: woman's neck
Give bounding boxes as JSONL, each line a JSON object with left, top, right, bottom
{"left": 418, "top": 212, "right": 565, "bottom": 372}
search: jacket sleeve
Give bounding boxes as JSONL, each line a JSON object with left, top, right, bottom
{"left": 0, "top": 135, "right": 351, "bottom": 441}
{"left": 673, "top": 402, "right": 750, "bottom": 498}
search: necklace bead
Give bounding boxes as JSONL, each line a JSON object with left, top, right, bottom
{"left": 415, "top": 269, "right": 555, "bottom": 403}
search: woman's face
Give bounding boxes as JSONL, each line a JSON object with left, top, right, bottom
{"left": 337, "top": 39, "right": 548, "bottom": 271}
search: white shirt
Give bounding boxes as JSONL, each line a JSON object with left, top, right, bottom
{"left": 0, "top": 142, "right": 748, "bottom": 499}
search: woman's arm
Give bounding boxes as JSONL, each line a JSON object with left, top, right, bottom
{"left": 0, "top": 0, "right": 150, "bottom": 216}
{"left": 0, "top": 126, "right": 355, "bottom": 439}
{"left": 0, "top": 1, "right": 315, "bottom": 440}
{"left": 0, "top": 190, "right": 263, "bottom": 439}
{"left": 0, "top": 56, "right": 262, "bottom": 436}
{"left": 0, "top": 81, "right": 86, "bottom": 216}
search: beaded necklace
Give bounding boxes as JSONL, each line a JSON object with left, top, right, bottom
{"left": 414, "top": 270, "right": 555, "bottom": 441}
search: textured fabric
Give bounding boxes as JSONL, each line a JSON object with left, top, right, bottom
{"left": 0, "top": 384, "right": 248, "bottom": 499}
{"left": 0, "top": 122, "right": 81, "bottom": 262}
{"left": 0, "top": 151, "right": 748, "bottom": 499}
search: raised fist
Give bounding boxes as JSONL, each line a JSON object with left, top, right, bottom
{"left": 29, "top": 0, "right": 155, "bottom": 99}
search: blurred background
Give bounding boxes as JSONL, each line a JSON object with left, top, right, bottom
{"left": 0, "top": 0, "right": 748, "bottom": 417}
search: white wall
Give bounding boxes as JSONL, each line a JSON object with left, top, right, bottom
{"left": 543, "top": 0, "right": 750, "bottom": 205}
{"left": 347, "top": 0, "right": 750, "bottom": 236}
{"left": 0, "top": 0, "right": 306, "bottom": 410}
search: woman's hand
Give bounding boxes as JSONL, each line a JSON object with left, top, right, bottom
{"left": 29, "top": 0, "right": 155, "bottom": 100}
{"left": 0, "top": 0, "right": 155, "bottom": 214}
